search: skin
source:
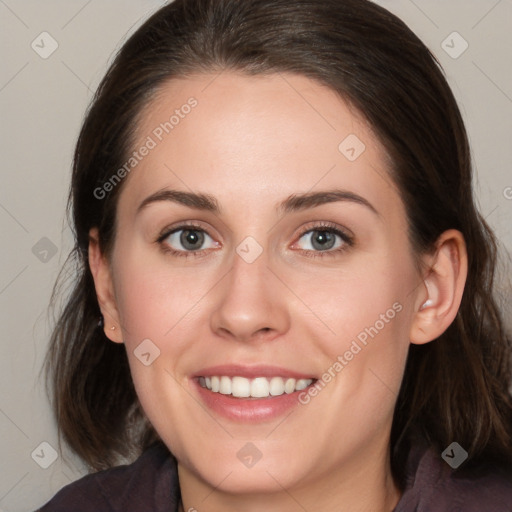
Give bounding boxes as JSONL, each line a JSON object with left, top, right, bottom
{"left": 89, "top": 72, "right": 467, "bottom": 512}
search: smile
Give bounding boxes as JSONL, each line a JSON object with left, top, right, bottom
{"left": 193, "top": 365, "right": 318, "bottom": 421}
{"left": 198, "top": 375, "right": 314, "bottom": 398}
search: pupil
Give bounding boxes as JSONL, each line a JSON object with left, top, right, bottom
{"left": 180, "top": 230, "right": 204, "bottom": 250}
{"left": 312, "top": 230, "right": 335, "bottom": 250}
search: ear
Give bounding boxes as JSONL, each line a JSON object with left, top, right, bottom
{"left": 88, "top": 228, "right": 123, "bottom": 343}
{"left": 409, "top": 229, "right": 468, "bottom": 345}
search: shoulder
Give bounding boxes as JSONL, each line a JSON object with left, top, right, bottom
{"left": 37, "top": 442, "right": 180, "bottom": 512}
{"left": 395, "top": 442, "right": 512, "bottom": 512}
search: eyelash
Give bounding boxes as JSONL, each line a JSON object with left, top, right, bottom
{"left": 156, "top": 222, "right": 212, "bottom": 259}
{"left": 156, "top": 221, "right": 354, "bottom": 259}
{"left": 293, "top": 221, "right": 354, "bottom": 259}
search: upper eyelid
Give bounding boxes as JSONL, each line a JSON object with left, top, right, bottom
{"left": 293, "top": 225, "right": 353, "bottom": 249}
{"left": 294, "top": 221, "right": 354, "bottom": 244}
{"left": 158, "top": 221, "right": 350, "bottom": 236}
{"left": 157, "top": 221, "right": 214, "bottom": 241}
{"left": 158, "top": 225, "right": 217, "bottom": 256}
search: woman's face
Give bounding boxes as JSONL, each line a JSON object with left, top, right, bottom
{"left": 104, "top": 72, "right": 425, "bottom": 498}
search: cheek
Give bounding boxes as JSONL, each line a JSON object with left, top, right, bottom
{"left": 291, "top": 257, "right": 412, "bottom": 347}
{"left": 291, "top": 257, "right": 413, "bottom": 406}
{"left": 111, "top": 255, "right": 213, "bottom": 443}
{"left": 112, "top": 250, "right": 217, "bottom": 347}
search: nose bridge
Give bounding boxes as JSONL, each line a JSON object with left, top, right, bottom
{"left": 209, "top": 244, "right": 289, "bottom": 341}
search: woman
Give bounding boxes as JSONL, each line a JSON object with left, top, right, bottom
{"left": 40, "top": 0, "right": 512, "bottom": 510}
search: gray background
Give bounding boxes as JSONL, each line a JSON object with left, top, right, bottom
{"left": 0, "top": 1, "right": 511, "bottom": 510}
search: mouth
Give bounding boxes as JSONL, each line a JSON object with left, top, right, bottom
{"left": 198, "top": 375, "right": 314, "bottom": 398}
{"left": 192, "top": 365, "right": 317, "bottom": 422}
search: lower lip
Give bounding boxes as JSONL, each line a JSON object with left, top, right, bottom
{"left": 193, "top": 380, "right": 313, "bottom": 423}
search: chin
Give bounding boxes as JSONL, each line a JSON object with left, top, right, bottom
{"left": 185, "top": 445, "right": 310, "bottom": 495}
{"left": 204, "top": 464, "right": 304, "bottom": 495}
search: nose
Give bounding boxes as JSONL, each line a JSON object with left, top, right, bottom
{"left": 209, "top": 248, "right": 290, "bottom": 343}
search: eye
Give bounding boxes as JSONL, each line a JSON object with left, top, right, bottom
{"left": 159, "top": 226, "right": 218, "bottom": 254}
{"left": 294, "top": 224, "right": 353, "bottom": 254}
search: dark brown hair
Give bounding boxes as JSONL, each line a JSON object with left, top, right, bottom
{"left": 46, "top": 0, "right": 512, "bottom": 484}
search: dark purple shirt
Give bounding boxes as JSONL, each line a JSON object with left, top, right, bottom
{"left": 38, "top": 441, "right": 512, "bottom": 511}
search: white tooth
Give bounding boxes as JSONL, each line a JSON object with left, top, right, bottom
{"left": 232, "top": 376, "right": 251, "bottom": 397}
{"left": 269, "top": 376, "right": 285, "bottom": 396}
{"left": 284, "top": 378, "right": 296, "bottom": 394}
{"left": 295, "top": 378, "right": 312, "bottom": 391}
{"left": 211, "top": 376, "right": 220, "bottom": 392}
{"left": 219, "top": 376, "right": 232, "bottom": 394}
{"left": 250, "top": 377, "right": 270, "bottom": 398}
{"left": 206, "top": 376, "right": 311, "bottom": 397}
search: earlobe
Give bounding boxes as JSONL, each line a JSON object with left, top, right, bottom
{"left": 409, "top": 229, "right": 468, "bottom": 345}
{"left": 88, "top": 228, "right": 124, "bottom": 344}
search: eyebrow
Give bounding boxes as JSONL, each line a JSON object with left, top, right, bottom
{"left": 136, "top": 188, "right": 379, "bottom": 217}
{"left": 278, "top": 190, "right": 379, "bottom": 216}
{"left": 137, "top": 189, "right": 220, "bottom": 214}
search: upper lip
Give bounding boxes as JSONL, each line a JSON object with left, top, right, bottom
{"left": 193, "top": 364, "right": 316, "bottom": 380}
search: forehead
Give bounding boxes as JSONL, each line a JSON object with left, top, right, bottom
{"left": 118, "top": 72, "right": 401, "bottom": 221}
